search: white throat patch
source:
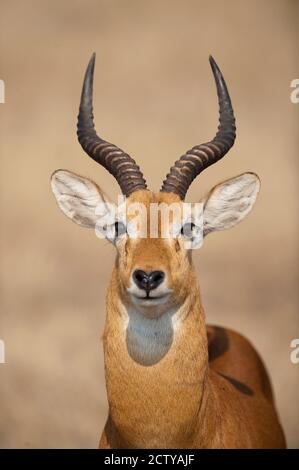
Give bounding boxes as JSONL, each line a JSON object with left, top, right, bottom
{"left": 124, "top": 307, "right": 179, "bottom": 366}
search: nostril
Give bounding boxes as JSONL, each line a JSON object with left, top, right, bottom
{"left": 148, "top": 271, "right": 165, "bottom": 290}
{"left": 150, "top": 271, "right": 164, "bottom": 284}
{"left": 133, "top": 270, "right": 149, "bottom": 290}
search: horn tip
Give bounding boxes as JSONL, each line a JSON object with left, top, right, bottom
{"left": 88, "top": 52, "right": 96, "bottom": 68}
{"left": 209, "top": 55, "right": 219, "bottom": 72}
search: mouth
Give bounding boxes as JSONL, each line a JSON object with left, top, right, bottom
{"left": 130, "top": 293, "right": 171, "bottom": 306}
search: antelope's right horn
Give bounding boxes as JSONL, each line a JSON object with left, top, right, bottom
{"left": 77, "top": 53, "right": 147, "bottom": 197}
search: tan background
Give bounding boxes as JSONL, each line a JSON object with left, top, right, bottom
{"left": 0, "top": 0, "right": 298, "bottom": 448}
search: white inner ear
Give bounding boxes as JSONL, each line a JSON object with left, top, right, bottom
{"left": 202, "top": 172, "right": 260, "bottom": 236}
{"left": 50, "top": 170, "right": 114, "bottom": 229}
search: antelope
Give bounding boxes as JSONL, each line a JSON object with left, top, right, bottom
{"left": 51, "top": 54, "right": 286, "bottom": 448}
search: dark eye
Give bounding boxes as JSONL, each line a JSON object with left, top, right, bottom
{"left": 181, "top": 222, "right": 195, "bottom": 238}
{"left": 114, "top": 221, "right": 127, "bottom": 237}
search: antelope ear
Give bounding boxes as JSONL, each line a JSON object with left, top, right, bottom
{"left": 50, "top": 170, "right": 113, "bottom": 228}
{"left": 202, "top": 172, "right": 260, "bottom": 236}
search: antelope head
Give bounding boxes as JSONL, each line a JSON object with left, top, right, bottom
{"left": 51, "top": 54, "right": 260, "bottom": 323}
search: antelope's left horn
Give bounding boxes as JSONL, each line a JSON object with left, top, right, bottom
{"left": 161, "top": 56, "right": 236, "bottom": 200}
{"left": 77, "top": 53, "right": 147, "bottom": 197}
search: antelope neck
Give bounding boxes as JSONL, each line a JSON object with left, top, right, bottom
{"left": 103, "top": 271, "right": 212, "bottom": 448}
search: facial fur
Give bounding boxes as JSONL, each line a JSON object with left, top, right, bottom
{"left": 113, "top": 190, "right": 195, "bottom": 318}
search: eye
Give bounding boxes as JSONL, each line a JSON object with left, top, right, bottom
{"left": 114, "top": 221, "right": 127, "bottom": 237}
{"left": 181, "top": 222, "right": 196, "bottom": 238}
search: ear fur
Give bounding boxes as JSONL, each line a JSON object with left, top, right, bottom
{"left": 202, "top": 172, "right": 261, "bottom": 236}
{"left": 50, "top": 169, "right": 111, "bottom": 228}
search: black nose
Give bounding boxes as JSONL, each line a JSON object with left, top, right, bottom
{"left": 133, "top": 270, "right": 165, "bottom": 292}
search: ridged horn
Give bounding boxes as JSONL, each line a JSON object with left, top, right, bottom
{"left": 161, "top": 56, "right": 236, "bottom": 199}
{"left": 77, "top": 53, "right": 147, "bottom": 196}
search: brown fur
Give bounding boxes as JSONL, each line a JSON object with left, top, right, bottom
{"left": 97, "top": 191, "right": 286, "bottom": 449}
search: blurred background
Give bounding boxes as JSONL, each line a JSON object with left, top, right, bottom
{"left": 0, "top": 0, "right": 298, "bottom": 448}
